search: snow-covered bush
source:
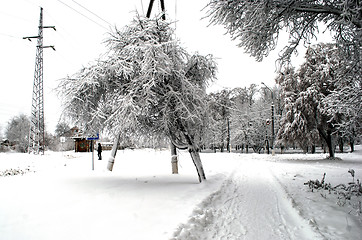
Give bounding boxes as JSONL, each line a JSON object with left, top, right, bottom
{"left": 305, "top": 170, "right": 362, "bottom": 218}
{"left": 0, "top": 167, "right": 33, "bottom": 177}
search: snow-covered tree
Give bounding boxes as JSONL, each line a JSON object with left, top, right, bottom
{"left": 206, "top": 0, "right": 361, "bottom": 149}
{"left": 229, "top": 85, "right": 263, "bottom": 153}
{"left": 54, "top": 122, "right": 74, "bottom": 151}
{"left": 206, "top": 90, "right": 232, "bottom": 152}
{"left": 277, "top": 43, "right": 345, "bottom": 158}
{"left": 205, "top": 0, "right": 362, "bottom": 66}
{"left": 205, "top": 84, "right": 280, "bottom": 154}
{"left": 0, "top": 125, "right": 3, "bottom": 140}
{"left": 276, "top": 67, "right": 319, "bottom": 152}
{"left": 58, "top": 15, "right": 217, "bottom": 182}
{"left": 323, "top": 52, "right": 361, "bottom": 151}
{"left": 5, "top": 114, "right": 30, "bottom": 153}
{"left": 208, "top": 84, "right": 273, "bottom": 154}
{"left": 54, "top": 122, "right": 71, "bottom": 137}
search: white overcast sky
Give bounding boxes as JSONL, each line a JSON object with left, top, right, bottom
{"left": 0, "top": 0, "right": 322, "bottom": 134}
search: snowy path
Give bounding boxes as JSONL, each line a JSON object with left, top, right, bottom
{"left": 172, "top": 159, "right": 324, "bottom": 240}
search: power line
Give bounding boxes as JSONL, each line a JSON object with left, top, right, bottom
{"left": 174, "top": 0, "right": 177, "bottom": 30}
{"left": 0, "top": 10, "right": 34, "bottom": 23}
{"left": 43, "top": 11, "right": 87, "bottom": 55}
{"left": 71, "top": 0, "right": 112, "bottom": 27}
{"left": 140, "top": 0, "right": 145, "bottom": 16}
{"left": 20, "top": 0, "right": 40, "bottom": 8}
{"left": 55, "top": 0, "right": 109, "bottom": 31}
{"left": 0, "top": 32, "right": 20, "bottom": 40}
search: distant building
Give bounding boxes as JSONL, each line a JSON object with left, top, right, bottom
{"left": 60, "top": 126, "right": 92, "bottom": 152}
{"left": 71, "top": 127, "right": 92, "bottom": 152}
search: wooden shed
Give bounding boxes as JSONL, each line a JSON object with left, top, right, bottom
{"left": 67, "top": 127, "right": 93, "bottom": 152}
{"left": 73, "top": 138, "right": 92, "bottom": 152}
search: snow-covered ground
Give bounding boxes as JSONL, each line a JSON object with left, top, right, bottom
{"left": 0, "top": 146, "right": 361, "bottom": 240}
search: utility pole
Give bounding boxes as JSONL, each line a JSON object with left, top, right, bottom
{"left": 261, "top": 82, "right": 275, "bottom": 156}
{"left": 24, "top": 7, "right": 56, "bottom": 154}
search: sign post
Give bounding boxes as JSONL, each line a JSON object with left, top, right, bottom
{"left": 60, "top": 137, "right": 66, "bottom": 157}
{"left": 87, "top": 133, "right": 99, "bottom": 170}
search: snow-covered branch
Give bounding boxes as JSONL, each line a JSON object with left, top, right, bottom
{"left": 205, "top": 0, "right": 362, "bottom": 66}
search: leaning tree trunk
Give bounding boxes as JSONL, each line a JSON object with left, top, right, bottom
{"left": 189, "top": 147, "right": 206, "bottom": 183}
{"left": 107, "top": 132, "right": 121, "bottom": 171}
{"left": 172, "top": 118, "right": 206, "bottom": 183}
{"left": 183, "top": 133, "right": 206, "bottom": 182}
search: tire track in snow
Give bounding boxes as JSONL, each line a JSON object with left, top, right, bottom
{"left": 171, "top": 159, "right": 324, "bottom": 240}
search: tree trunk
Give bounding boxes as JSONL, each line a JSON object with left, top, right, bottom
{"left": 173, "top": 118, "right": 206, "bottom": 183}
{"left": 338, "top": 137, "right": 344, "bottom": 153}
{"left": 350, "top": 129, "right": 355, "bottom": 153}
{"left": 220, "top": 124, "right": 225, "bottom": 152}
{"left": 326, "top": 134, "right": 335, "bottom": 158}
{"left": 189, "top": 147, "right": 206, "bottom": 183}
{"left": 350, "top": 138, "right": 355, "bottom": 153}
{"left": 170, "top": 142, "right": 178, "bottom": 174}
{"left": 226, "top": 118, "right": 230, "bottom": 152}
{"left": 318, "top": 128, "right": 335, "bottom": 158}
{"left": 311, "top": 145, "right": 316, "bottom": 154}
{"left": 107, "top": 132, "right": 121, "bottom": 171}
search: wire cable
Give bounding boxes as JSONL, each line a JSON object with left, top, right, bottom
{"left": 0, "top": 32, "right": 21, "bottom": 40}
{"left": 175, "top": 0, "right": 177, "bottom": 30}
{"left": 140, "top": 0, "right": 145, "bottom": 16}
{"left": 71, "top": 0, "right": 112, "bottom": 27}
{"left": 0, "top": 10, "right": 34, "bottom": 23}
{"left": 55, "top": 0, "right": 109, "bottom": 31}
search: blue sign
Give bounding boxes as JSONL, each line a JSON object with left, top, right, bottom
{"left": 87, "top": 133, "right": 99, "bottom": 140}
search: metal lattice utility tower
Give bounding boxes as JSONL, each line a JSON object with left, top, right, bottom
{"left": 24, "top": 7, "right": 55, "bottom": 154}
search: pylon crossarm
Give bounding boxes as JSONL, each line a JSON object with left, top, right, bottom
{"left": 43, "top": 26, "right": 56, "bottom": 31}
{"left": 43, "top": 46, "right": 56, "bottom": 51}
{"left": 23, "top": 36, "right": 39, "bottom": 41}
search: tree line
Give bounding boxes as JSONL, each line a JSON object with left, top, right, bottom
{"left": 0, "top": 117, "right": 74, "bottom": 153}
{"left": 4, "top": 44, "right": 359, "bottom": 158}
